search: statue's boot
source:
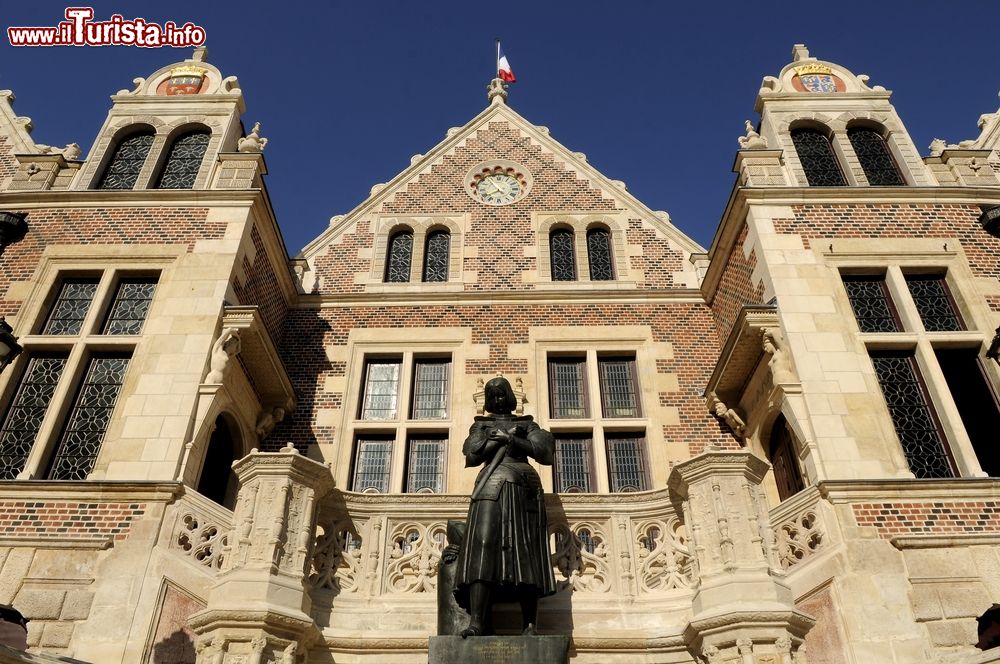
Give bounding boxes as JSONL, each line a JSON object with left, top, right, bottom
{"left": 519, "top": 591, "right": 538, "bottom": 635}
{"left": 461, "top": 582, "right": 491, "bottom": 638}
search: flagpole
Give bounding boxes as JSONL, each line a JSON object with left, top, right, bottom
{"left": 495, "top": 38, "right": 500, "bottom": 78}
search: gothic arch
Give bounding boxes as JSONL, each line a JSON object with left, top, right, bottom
{"left": 196, "top": 412, "right": 246, "bottom": 509}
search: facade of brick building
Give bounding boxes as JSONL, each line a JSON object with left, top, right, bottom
{"left": 0, "top": 43, "right": 999, "bottom": 663}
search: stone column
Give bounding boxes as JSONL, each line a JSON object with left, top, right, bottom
{"left": 189, "top": 445, "right": 333, "bottom": 663}
{"left": 669, "top": 451, "right": 812, "bottom": 663}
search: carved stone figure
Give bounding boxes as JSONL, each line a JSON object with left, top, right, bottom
{"left": 205, "top": 328, "right": 240, "bottom": 382}
{"left": 238, "top": 122, "right": 268, "bottom": 153}
{"left": 762, "top": 328, "right": 796, "bottom": 384}
{"left": 928, "top": 138, "right": 947, "bottom": 157}
{"left": 452, "top": 376, "right": 556, "bottom": 637}
{"left": 255, "top": 406, "right": 286, "bottom": 438}
{"left": 707, "top": 391, "right": 746, "bottom": 439}
{"left": 738, "top": 120, "right": 769, "bottom": 150}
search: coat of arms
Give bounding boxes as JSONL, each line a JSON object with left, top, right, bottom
{"left": 793, "top": 63, "right": 842, "bottom": 93}
{"left": 164, "top": 66, "right": 206, "bottom": 96}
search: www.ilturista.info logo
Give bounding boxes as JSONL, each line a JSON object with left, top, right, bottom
{"left": 7, "top": 8, "right": 206, "bottom": 47}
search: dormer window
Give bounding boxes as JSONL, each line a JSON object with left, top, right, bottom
{"left": 790, "top": 127, "right": 846, "bottom": 186}
{"left": 96, "top": 129, "right": 155, "bottom": 190}
{"left": 847, "top": 127, "right": 904, "bottom": 186}
{"left": 155, "top": 129, "right": 210, "bottom": 189}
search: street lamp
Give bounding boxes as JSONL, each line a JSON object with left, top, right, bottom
{"left": 0, "top": 318, "right": 21, "bottom": 375}
{"left": 988, "top": 326, "right": 1000, "bottom": 367}
{"left": 0, "top": 212, "right": 27, "bottom": 254}
{"left": 981, "top": 205, "right": 1000, "bottom": 239}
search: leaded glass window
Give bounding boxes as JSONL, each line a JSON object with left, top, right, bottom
{"left": 42, "top": 279, "right": 99, "bottom": 335}
{"left": 870, "top": 351, "right": 953, "bottom": 479}
{"left": 97, "top": 130, "right": 154, "bottom": 190}
{"left": 411, "top": 359, "right": 450, "bottom": 419}
{"left": 422, "top": 230, "right": 450, "bottom": 283}
{"left": 360, "top": 360, "right": 401, "bottom": 420}
{"left": 550, "top": 229, "right": 577, "bottom": 281}
{"left": 842, "top": 275, "right": 901, "bottom": 333}
{"left": 848, "top": 127, "right": 904, "bottom": 186}
{"left": 791, "top": 128, "right": 846, "bottom": 186}
{"left": 155, "top": 130, "right": 210, "bottom": 189}
{"left": 352, "top": 436, "right": 393, "bottom": 492}
{"left": 47, "top": 354, "right": 131, "bottom": 480}
{"left": 406, "top": 435, "right": 446, "bottom": 493}
{"left": 606, "top": 433, "right": 648, "bottom": 492}
{"left": 905, "top": 275, "right": 963, "bottom": 332}
{"left": 385, "top": 231, "right": 413, "bottom": 283}
{"left": 101, "top": 277, "right": 157, "bottom": 335}
{"left": 587, "top": 228, "right": 614, "bottom": 281}
{"left": 553, "top": 434, "right": 593, "bottom": 493}
{"left": 599, "top": 356, "right": 639, "bottom": 418}
{"left": 0, "top": 355, "right": 68, "bottom": 480}
{"left": 548, "top": 357, "right": 587, "bottom": 418}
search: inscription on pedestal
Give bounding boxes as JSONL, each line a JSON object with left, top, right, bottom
{"left": 428, "top": 635, "right": 569, "bottom": 664}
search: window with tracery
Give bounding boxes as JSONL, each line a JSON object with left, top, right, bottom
{"left": 549, "top": 229, "right": 577, "bottom": 281}
{"left": 842, "top": 275, "right": 900, "bottom": 333}
{"left": 587, "top": 228, "right": 614, "bottom": 281}
{"left": 422, "top": 230, "right": 450, "bottom": 282}
{"left": 847, "top": 127, "right": 904, "bottom": 186}
{"left": 791, "top": 128, "right": 846, "bottom": 186}
{"left": 155, "top": 130, "right": 210, "bottom": 189}
{"left": 384, "top": 230, "right": 413, "bottom": 283}
{"left": 905, "top": 275, "right": 963, "bottom": 332}
{"left": 0, "top": 355, "right": 68, "bottom": 479}
{"left": 97, "top": 130, "right": 155, "bottom": 190}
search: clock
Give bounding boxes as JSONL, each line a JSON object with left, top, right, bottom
{"left": 466, "top": 162, "right": 531, "bottom": 206}
{"left": 476, "top": 173, "right": 522, "bottom": 205}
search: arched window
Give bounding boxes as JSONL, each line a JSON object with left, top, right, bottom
{"left": 384, "top": 230, "right": 413, "bottom": 283}
{"left": 96, "top": 129, "right": 155, "bottom": 190}
{"left": 422, "top": 230, "right": 450, "bottom": 282}
{"left": 197, "top": 415, "right": 242, "bottom": 509}
{"left": 549, "top": 228, "right": 577, "bottom": 281}
{"left": 155, "top": 129, "right": 210, "bottom": 189}
{"left": 790, "top": 128, "right": 846, "bottom": 186}
{"left": 848, "top": 127, "right": 904, "bottom": 186}
{"left": 586, "top": 227, "right": 614, "bottom": 281}
{"left": 769, "top": 415, "right": 804, "bottom": 501}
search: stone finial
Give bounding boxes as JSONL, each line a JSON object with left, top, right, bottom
{"left": 237, "top": 122, "right": 268, "bottom": 153}
{"left": 791, "top": 44, "right": 810, "bottom": 61}
{"left": 487, "top": 78, "right": 508, "bottom": 104}
{"left": 738, "top": 120, "right": 768, "bottom": 150}
{"left": 928, "top": 138, "right": 947, "bottom": 157}
{"left": 192, "top": 46, "right": 208, "bottom": 62}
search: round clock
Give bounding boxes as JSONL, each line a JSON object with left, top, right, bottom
{"left": 465, "top": 162, "right": 532, "bottom": 206}
{"left": 477, "top": 173, "right": 521, "bottom": 205}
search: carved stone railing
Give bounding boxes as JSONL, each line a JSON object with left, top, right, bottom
{"left": 308, "top": 489, "right": 694, "bottom": 608}
{"left": 166, "top": 488, "right": 234, "bottom": 572}
{"left": 768, "top": 486, "right": 828, "bottom": 571}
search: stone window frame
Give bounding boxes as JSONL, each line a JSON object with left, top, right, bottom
{"left": 830, "top": 248, "right": 998, "bottom": 479}
{"left": 367, "top": 215, "right": 467, "bottom": 293}
{"left": 0, "top": 255, "right": 168, "bottom": 481}
{"left": 340, "top": 333, "right": 468, "bottom": 493}
{"left": 533, "top": 213, "right": 632, "bottom": 288}
{"left": 80, "top": 115, "right": 223, "bottom": 191}
{"left": 777, "top": 111, "right": 928, "bottom": 187}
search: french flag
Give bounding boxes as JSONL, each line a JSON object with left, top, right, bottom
{"left": 498, "top": 44, "right": 516, "bottom": 83}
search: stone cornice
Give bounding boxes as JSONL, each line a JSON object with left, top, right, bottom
{"left": 295, "top": 287, "right": 706, "bottom": 309}
{"left": 221, "top": 306, "right": 295, "bottom": 409}
{"left": 817, "top": 477, "right": 1000, "bottom": 503}
{"left": 890, "top": 533, "right": 1000, "bottom": 550}
{"left": 0, "top": 479, "right": 182, "bottom": 501}
{"left": 0, "top": 188, "right": 261, "bottom": 207}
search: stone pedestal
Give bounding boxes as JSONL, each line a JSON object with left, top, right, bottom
{"left": 429, "top": 635, "right": 569, "bottom": 664}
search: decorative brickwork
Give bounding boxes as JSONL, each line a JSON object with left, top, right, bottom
{"left": 0, "top": 500, "right": 146, "bottom": 541}
{"left": 273, "top": 302, "right": 730, "bottom": 454}
{"left": 231, "top": 224, "right": 288, "bottom": 343}
{"left": 0, "top": 206, "right": 218, "bottom": 317}
{"left": 852, "top": 501, "right": 1000, "bottom": 537}
{"left": 311, "top": 122, "right": 688, "bottom": 293}
{"left": 709, "top": 224, "right": 764, "bottom": 344}
{"left": 779, "top": 204, "right": 999, "bottom": 278}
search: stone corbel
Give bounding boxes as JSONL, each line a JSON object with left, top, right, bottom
{"left": 220, "top": 306, "right": 295, "bottom": 413}
{"left": 707, "top": 391, "right": 746, "bottom": 441}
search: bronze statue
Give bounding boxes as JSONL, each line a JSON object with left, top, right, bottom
{"left": 453, "top": 376, "right": 557, "bottom": 637}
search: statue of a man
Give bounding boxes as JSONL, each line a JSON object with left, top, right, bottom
{"left": 454, "top": 376, "right": 556, "bottom": 637}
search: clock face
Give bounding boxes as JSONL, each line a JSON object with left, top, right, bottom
{"left": 476, "top": 173, "right": 522, "bottom": 205}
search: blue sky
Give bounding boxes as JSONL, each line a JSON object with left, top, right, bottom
{"left": 2, "top": 1, "right": 998, "bottom": 254}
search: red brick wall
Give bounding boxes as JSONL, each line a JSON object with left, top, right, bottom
{"left": 852, "top": 501, "right": 1000, "bottom": 538}
{"left": 311, "top": 121, "right": 688, "bottom": 293}
{"left": 777, "top": 204, "right": 1000, "bottom": 279}
{"left": 709, "top": 224, "right": 764, "bottom": 345}
{"left": 272, "top": 301, "right": 730, "bottom": 455}
{"left": 231, "top": 224, "right": 288, "bottom": 343}
{"left": 0, "top": 500, "right": 146, "bottom": 542}
{"left": 0, "top": 206, "right": 219, "bottom": 318}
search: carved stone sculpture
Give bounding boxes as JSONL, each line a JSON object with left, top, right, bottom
{"left": 738, "top": 120, "right": 769, "bottom": 150}
{"left": 205, "top": 327, "right": 240, "bottom": 383}
{"left": 707, "top": 391, "right": 746, "bottom": 439}
{"left": 437, "top": 520, "right": 470, "bottom": 635}
{"left": 452, "top": 377, "right": 556, "bottom": 637}
{"left": 238, "top": 122, "right": 268, "bottom": 153}
{"left": 762, "top": 328, "right": 796, "bottom": 384}
{"left": 255, "top": 406, "right": 286, "bottom": 439}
